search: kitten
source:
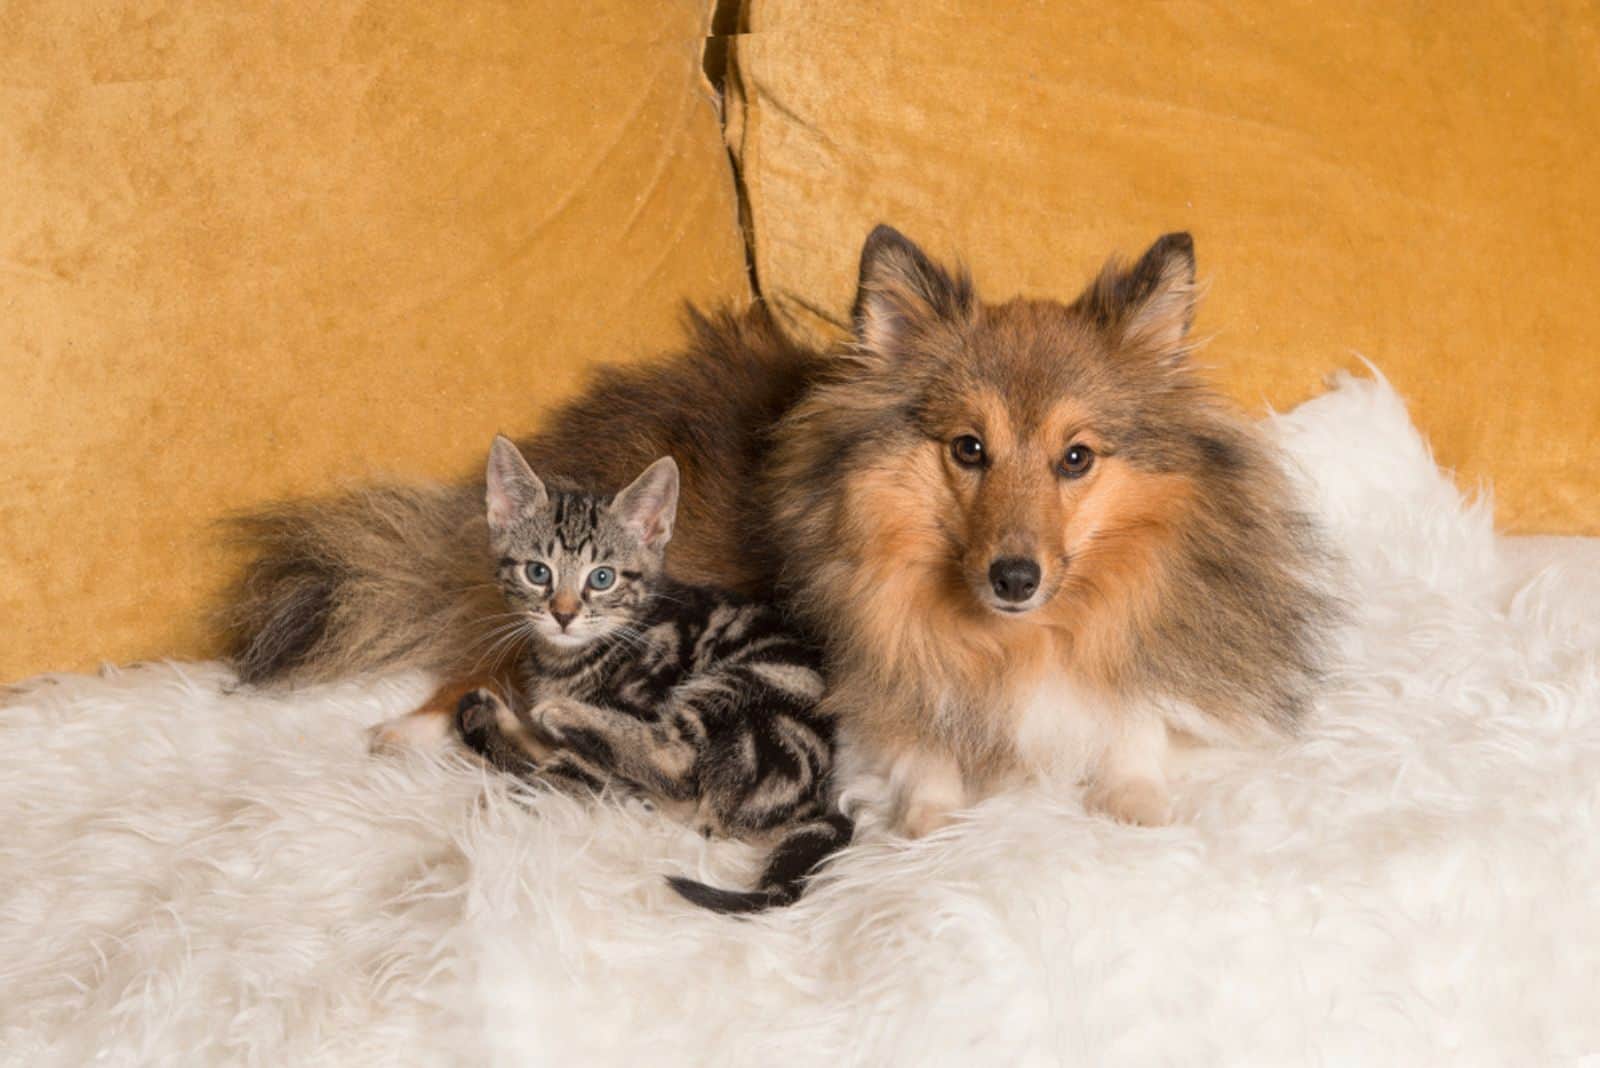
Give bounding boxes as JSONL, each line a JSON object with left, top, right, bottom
{"left": 453, "top": 435, "right": 850, "bottom": 913}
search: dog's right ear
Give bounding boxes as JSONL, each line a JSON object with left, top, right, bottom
{"left": 1077, "top": 232, "right": 1200, "bottom": 367}
{"left": 485, "top": 435, "right": 547, "bottom": 529}
{"left": 851, "top": 225, "right": 975, "bottom": 356}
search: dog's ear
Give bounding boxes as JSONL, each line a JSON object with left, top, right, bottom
{"left": 612, "top": 456, "right": 680, "bottom": 551}
{"left": 1078, "top": 232, "right": 1199, "bottom": 365}
{"left": 851, "top": 225, "right": 976, "bottom": 356}
{"left": 485, "top": 435, "right": 547, "bottom": 529}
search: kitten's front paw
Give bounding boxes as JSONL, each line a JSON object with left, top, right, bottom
{"left": 1086, "top": 777, "right": 1173, "bottom": 827}
{"left": 530, "top": 699, "right": 586, "bottom": 742}
{"left": 454, "top": 687, "right": 506, "bottom": 738}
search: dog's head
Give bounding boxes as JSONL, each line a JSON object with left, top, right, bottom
{"left": 823, "top": 225, "right": 1217, "bottom": 630}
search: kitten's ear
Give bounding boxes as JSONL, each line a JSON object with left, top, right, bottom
{"left": 612, "top": 456, "right": 679, "bottom": 551}
{"left": 851, "top": 224, "right": 976, "bottom": 357}
{"left": 485, "top": 435, "right": 547, "bottom": 529}
{"left": 1077, "top": 232, "right": 1199, "bottom": 365}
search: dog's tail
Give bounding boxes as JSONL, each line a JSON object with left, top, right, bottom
{"left": 220, "top": 481, "right": 504, "bottom": 686}
{"left": 215, "top": 306, "right": 815, "bottom": 689}
{"left": 667, "top": 811, "right": 853, "bottom": 914}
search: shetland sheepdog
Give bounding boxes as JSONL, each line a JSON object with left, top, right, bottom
{"left": 223, "top": 226, "right": 1336, "bottom": 834}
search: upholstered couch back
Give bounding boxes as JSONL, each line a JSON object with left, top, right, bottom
{"left": 3, "top": 0, "right": 1595, "bottom": 681}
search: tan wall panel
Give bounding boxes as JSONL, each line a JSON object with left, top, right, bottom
{"left": 730, "top": 0, "right": 1600, "bottom": 534}
{"left": 0, "top": 0, "right": 750, "bottom": 682}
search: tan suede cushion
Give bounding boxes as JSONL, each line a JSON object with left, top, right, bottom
{"left": 0, "top": 1, "right": 748, "bottom": 681}
{"left": 729, "top": 0, "right": 1600, "bottom": 535}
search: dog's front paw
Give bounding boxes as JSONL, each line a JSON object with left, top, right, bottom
{"left": 1086, "top": 777, "right": 1173, "bottom": 827}
{"left": 887, "top": 749, "right": 967, "bottom": 839}
{"left": 899, "top": 799, "right": 957, "bottom": 839}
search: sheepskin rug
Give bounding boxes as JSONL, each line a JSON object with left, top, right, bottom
{"left": 4, "top": 374, "right": 1599, "bottom": 1067}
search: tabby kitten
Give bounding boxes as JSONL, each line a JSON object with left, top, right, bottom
{"left": 454, "top": 435, "right": 850, "bottom": 913}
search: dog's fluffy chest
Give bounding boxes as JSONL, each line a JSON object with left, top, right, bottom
{"left": 1008, "top": 670, "right": 1120, "bottom": 780}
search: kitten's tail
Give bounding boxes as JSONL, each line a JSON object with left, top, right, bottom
{"left": 219, "top": 482, "right": 503, "bottom": 686}
{"left": 667, "top": 811, "right": 853, "bottom": 915}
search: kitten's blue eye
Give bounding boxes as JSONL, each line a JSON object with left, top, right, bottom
{"left": 525, "top": 562, "right": 551, "bottom": 585}
{"left": 587, "top": 567, "right": 616, "bottom": 591}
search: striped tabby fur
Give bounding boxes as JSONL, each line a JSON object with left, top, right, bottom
{"left": 454, "top": 436, "right": 849, "bottom": 913}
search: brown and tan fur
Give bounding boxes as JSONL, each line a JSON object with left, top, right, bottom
{"left": 222, "top": 227, "right": 1336, "bottom": 834}
{"left": 768, "top": 229, "right": 1334, "bottom": 831}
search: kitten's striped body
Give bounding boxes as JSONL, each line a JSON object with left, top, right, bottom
{"left": 453, "top": 438, "right": 849, "bottom": 913}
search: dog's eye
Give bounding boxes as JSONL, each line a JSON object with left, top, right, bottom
{"left": 525, "top": 561, "right": 552, "bottom": 585}
{"left": 951, "top": 435, "right": 986, "bottom": 467}
{"left": 1060, "top": 444, "right": 1096, "bottom": 478}
{"left": 586, "top": 567, "right": 616, "bottom": 591}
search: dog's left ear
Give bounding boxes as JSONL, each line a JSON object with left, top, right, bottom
{"left": 1078, "top": 232, "right": 1199, "bottom": 364}
{"left": 851, "top": 224, "right": 976, "bottom": 357}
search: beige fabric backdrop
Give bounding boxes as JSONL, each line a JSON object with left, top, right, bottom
{"left": 728, "top": 0, "right": 1600, "bottom": 535}
{"left": 0, "top": 0, "right": 750, "bottom": 682}
{"left": 5, "top": 0, "right": 1597, "bottom": 683}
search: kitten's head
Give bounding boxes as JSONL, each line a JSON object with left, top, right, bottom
{"left": 484, "top": 435, "right": 679, "bottom": 651}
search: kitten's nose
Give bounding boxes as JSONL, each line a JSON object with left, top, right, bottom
{"left": 551, "top": 609, "right": 576, "bottom": 630}
{"left": 988, "top": 556, "right": 1041, "bottom": 603}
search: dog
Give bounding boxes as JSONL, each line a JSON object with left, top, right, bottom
{"left": 223, "top": 226, "right": 1337, "bottom": 834}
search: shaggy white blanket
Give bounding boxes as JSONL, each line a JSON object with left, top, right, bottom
{"left": 4, "top": 374, "right": 1598, "bottom": 1067}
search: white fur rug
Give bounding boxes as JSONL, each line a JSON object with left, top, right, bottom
{"left": 4, "top": 374, "right": 1599, "bottom": 1067}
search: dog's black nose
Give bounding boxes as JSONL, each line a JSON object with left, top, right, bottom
{"left": 988, "top": 557, "right": 1041, "bottom": 603}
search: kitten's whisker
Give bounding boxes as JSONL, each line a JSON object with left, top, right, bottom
{"left": 464, "top": 619, "right": 532, "bottom": 652}
{"left": 455, "top": 581, "right": 507, "bottom": 594}
{"left": 475, "top": 627, "right": 533, "bottom": 674}
{"left": 467, "top": 620, "right": 535, "bottom": 667}
{"left": 601, "top": 624, "right": 654, "bottom": 654}
{"left": 477, "top": 609, "right": 532, "bottom": 622}
{"left": 466, "top": 612, "right": 532, "bottom": 634}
